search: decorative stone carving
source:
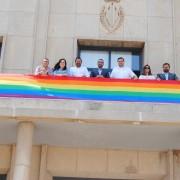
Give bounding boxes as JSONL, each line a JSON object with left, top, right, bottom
{"left": 100, "top": 0, "right": 124, "bottom": 33}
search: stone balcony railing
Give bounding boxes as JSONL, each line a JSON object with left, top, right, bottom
{"left": 1, "top": 74, "right": 180, "bottom": 151}
{"left": 1, "top": 74, "right": 180, "bottom": 180}
{"left": 0, "top": 74, "right": 180, "bottom": 124}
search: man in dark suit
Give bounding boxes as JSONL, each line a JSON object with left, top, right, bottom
{"left": 157, "top": 63, "right": 178, "bottom": 80}
{"left": 90, "top": 59, "right": 110, "bottom": 78}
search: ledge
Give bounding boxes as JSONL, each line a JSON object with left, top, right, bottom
{"left": 0, "top": 98, "right": 180, "bottom": 126}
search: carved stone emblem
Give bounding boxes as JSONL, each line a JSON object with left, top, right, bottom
{"left": 100, "top": 0, "right": 124, "bottom": 33}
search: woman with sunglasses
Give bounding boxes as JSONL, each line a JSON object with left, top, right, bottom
{"left": 139, "top": 65, "right": 156, "bottom": 80}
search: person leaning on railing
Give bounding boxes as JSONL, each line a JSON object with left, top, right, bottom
{"left": 34, "top": 58, "right": 179, "bottom": 81}
{"left": 139, "top": 65, "right": 156, "bottom": 80}
{"left": 53, "top": 58, "right": 69, "bottom": 76}
{"left": 157, "top": 63, "right": 178, "bottom": 80}
{"left": 90, "top": 59, "right": 110, "bottom": 78}
{"left": 110, "top": 57, "right": 137, "bottom": 79}
{"left": 34, "top": 58, "right": 52, "bottom": 75}
{"left": 69, "top": 57, "right": 90, "bottom": 77}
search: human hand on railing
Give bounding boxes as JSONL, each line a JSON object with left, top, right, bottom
{"left": 39, "top": 67, "right": 48, "bottom": 75}
{"left": 132, "top": 76, "right": 138, "bottom": 80}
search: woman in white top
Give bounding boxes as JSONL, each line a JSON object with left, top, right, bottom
{"left": 139, "top": 65, "right": 156, "bottom": 80}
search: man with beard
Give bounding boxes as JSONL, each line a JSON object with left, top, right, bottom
{"left": 69, "top": 57, "right": 90, "bottom": 77}
{"left": 157, "top": 63, "right": 178, "bottom": 80}
{"left": 90, "top": 59, "right": 110, "bottom": 78}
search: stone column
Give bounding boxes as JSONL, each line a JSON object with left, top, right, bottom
{"left": 39, "top": 145, "right": 48, "bottom": 180}
{"left": 12, "top": 122, "right": 34, "bottom": 180}
{"left": 165, "top": 150, "right": 174, "bottom": 180}
{"left": 39, "top": 145, "right": 53, "bottom": 180}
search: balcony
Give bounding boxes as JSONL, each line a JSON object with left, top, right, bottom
{"left": 0, "top": 74, "right": 180, "bottom": 150}
{"left": 0, "top": 74, "right": 180, "bottom": 180}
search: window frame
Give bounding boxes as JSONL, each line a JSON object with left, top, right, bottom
{"left": 78, "top": 45, "right": 143, "bottom": 76}
{"left": 0, "top": 35, "right": 6, "bottom": 72}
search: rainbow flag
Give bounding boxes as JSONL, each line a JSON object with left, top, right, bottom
{"left": 0, "top": 74, "right": 180, "bottom": 104}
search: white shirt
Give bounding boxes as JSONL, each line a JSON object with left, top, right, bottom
{"left": 110, "top": 66, "right": 136, "bottom": 79}
{"left": 69, "top": 66, "right": 90, "bottom": 77}
{"left": 98, "top": 68, "right": 102, "bottom": 75}
{"left": 164, "top": 73, "right": 169, "bottom": 80}
{"left": 139, "top": 75, "right": 156, "bottom": 80}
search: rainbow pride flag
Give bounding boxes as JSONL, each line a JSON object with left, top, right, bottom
{"left": 0, "top": 74, "right": 180, "bottom": 104}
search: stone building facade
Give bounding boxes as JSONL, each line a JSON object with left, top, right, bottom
{"left": 0, "top": 0, "right": 180, "bottom": 74}
{"left": 0, "top": 1, "right": 180, "bottom": 180}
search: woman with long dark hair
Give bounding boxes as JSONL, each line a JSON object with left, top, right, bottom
{"left": 139, "top": 64, "right": 156, "bottom": 80}
{"left": 53, "top": 58, "right": 69, "bottom": 76}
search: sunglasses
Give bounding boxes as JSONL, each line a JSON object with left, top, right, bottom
{"left": 144, "top": 67, "right": 150, "bottom": 69}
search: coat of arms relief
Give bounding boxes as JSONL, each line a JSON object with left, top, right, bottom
{"left": 100, "top": 0, "right": 124, "bottom": 33}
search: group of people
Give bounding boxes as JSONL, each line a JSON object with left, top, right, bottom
{"left": 34, "top": 57, "right": 178, "bottom": 80}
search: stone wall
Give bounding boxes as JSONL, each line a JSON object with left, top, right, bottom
{"left": 1, "top": 145, "right": 180, "bottom": 180}
{"left": 174, "top": 0, "right": 180, "bottom": 75}
{"left": 0, "top": 0, "right": 178, "bottom": 75}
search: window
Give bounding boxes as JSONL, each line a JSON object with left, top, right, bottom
{"left": 0, "top": 42, "right": 2, "bottom": 58}
{"left": 80, "top": 50, "right": 109, "bottom": 68}
{"left": 78, "top": 40, "right": 144, "bottom": 76}
{"left": 0, "top": 36, "right": 3, "bottom": 58}
{"left": 0, "top": 174, "right": 7, "bottom": 180}
{"left": 0, "top": 36, "right": 4, "bottom": 72}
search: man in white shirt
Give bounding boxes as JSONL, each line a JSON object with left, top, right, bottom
{"left": 110, "top": 57, "right": 137, "bottom": 79}
{"left": 69, "top": 57, "right": 90, "bottom": 77}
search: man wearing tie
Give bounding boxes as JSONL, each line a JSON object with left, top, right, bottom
{"left": 157, "top": 63, "right": 178, "bottom": 80}
{"left": 90, "top": 59, "right": 110, "bottom": 78}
